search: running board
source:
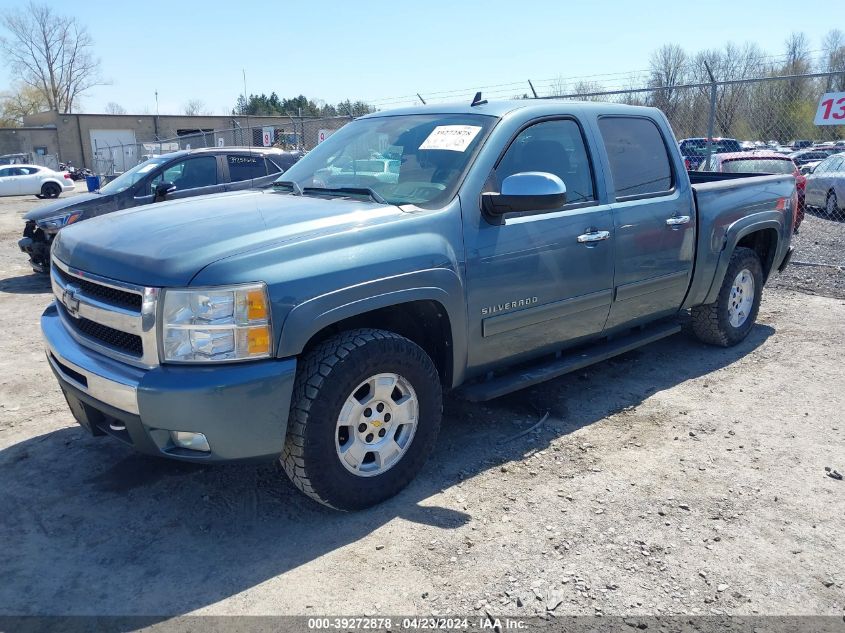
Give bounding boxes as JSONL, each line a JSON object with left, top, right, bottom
{"left": 460, "top": 322, "right": 682, "bottom": 402}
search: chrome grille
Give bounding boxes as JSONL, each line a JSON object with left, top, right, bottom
{"left": 53, "top": 265, "right": 142, "bottom": 311}
{"left": 51, "top": 258, "right": 160, "bottom": 368}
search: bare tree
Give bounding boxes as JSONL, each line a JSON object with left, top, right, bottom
{"left": 0, "top": 82, "right": 49, "bottom": 126}
{"left": 783, "top": 32, "right": 811, "bottom": 74}
{"left": 570, "top": 80, "right": 605, "bottom": 102}
{"left": 648, "top": 44, "right": 687, "bottom": 117}
{"left": 688, "top": 42, "right": 764, "bottom": 136}
{"left": 822, "top": 29, "right": 845, "bottom": 91}
{"left": 546, "top": 75, "right": 567, "bottom": 98}
{"left": 0, "top": 2, "right": 102, "bottom": 113}
{"left": 104, "top": 102, "right": 126, "bottom": 115}
{"left": 183, "top": 99, "right": 209, "bottom": 116}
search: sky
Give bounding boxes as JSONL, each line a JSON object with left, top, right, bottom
{"left": 0, "top": 0, "right": 838, "bottom": 115}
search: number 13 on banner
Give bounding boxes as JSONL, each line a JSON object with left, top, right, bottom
{"left": 814, "top": 92, "right": 845, "bottom": 125}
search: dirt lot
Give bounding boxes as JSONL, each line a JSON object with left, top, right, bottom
{"left": 1, "top": 190, "right": 844, "bottom": 620}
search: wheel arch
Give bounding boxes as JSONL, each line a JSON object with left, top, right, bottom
{"left": 276, "top": 269, "right": 467, "bottom": 389}
{"left": 703, "top": 217, "right": 783, "bottom": 305}
{"left": 40, "top": 179, "right": 64, "bottom": 193}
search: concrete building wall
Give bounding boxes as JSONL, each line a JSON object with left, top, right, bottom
{"left": 0, "top": 127, "right": 60, "bottom": 159}
{"left": 19, "top": 112, "right": 346, "bottom": 168}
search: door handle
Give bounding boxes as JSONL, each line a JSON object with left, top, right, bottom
{"left": 666, "top": 215, "right": 691, "bottom": 226}
{"left": 577, "top": 230, "right": 610, "bottom": 243}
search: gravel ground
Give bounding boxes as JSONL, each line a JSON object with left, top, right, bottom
{"left": 770, "top": 211, "right": 845, "bottom": 299}
{"left": 1, "top": 189, "right": 844, "bottom": 621}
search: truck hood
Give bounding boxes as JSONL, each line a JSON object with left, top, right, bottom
{"left": 52, "top": 190, "right": 404, "bottom": 287}
{"left": 23, "top": 192, "right": 113, "bottom": 222}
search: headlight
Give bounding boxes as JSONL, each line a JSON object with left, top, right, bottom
{"left": 161, "top": 283, "right": 272, "bottom": 363}
{"left": 37, "top": 211, "right": 83, "bottom": 232}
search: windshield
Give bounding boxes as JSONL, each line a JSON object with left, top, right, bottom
{"left": 721, "top": 158, "right": 795, "bottom": 174}
{"left": 98, "top": 155, "right": 171, "bottom": 195}
{"left": 275, "top": 113, "right": 495, "bottom": 207}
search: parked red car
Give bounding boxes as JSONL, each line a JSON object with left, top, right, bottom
{"left": 699, "top": 151, "right": 805, "bottom": 231}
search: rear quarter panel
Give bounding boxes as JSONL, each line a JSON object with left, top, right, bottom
{"left": 682, "top": 174, "right": 795, "bottom": 309}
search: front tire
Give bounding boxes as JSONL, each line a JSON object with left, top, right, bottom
{"left": 691, "top": 247, "right": 763, "bottom": 347}
{"left": 282, "top": 328, "right": 442, "bottom": 511}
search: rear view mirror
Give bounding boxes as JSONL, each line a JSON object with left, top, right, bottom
{"left": 482, "top": 172, "right": 567, "bottom": 217}
{"left": 154, "top": 181, "right": 177, "bottom": 202}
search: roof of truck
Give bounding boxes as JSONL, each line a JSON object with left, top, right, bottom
{"left": 359, "top": 99, "right": 649, "bottom": 119}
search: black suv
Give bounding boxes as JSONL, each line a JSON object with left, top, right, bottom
{"left": 19, "top": 147, "right": 303, "bottom": 272}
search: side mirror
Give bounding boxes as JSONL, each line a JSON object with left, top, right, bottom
{"left": 154, "top": 181, "right": 176, "bottom": 202}
{"left": 482, "top": 172, "right": 567, "bottom": 217}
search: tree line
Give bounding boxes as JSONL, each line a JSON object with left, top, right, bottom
{"left": 232, "top": 93, "right": 374, "bottom": 119}
{"left": 557, "top": 31, "right": 845, "bottom": 142}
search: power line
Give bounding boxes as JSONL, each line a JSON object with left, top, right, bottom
{"left": 364, "top": 48, "right": 835, "bottom": 109}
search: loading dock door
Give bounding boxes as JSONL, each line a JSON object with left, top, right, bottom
{"left": 90, "top": 129, "right": 137, "bottom": 174}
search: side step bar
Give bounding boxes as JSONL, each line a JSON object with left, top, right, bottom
{"left": 460, "top": 321, "right": 682, "bottom": 402}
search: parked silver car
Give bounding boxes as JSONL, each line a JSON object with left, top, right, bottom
{"left": 804, "top": 152, "right": 845, "bottom": 217}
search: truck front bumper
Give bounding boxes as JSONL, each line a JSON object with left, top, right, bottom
{"left": 41, "top": 303, "right": 297, "bottom": 463}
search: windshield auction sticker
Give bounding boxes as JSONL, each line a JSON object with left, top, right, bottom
{"left": 419, "top": 125, "right": 482, "bottom": 152}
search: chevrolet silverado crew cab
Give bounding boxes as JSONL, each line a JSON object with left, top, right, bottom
{"left": 42, "top": 100, "right": 795, "bottom": 510}
{"left": 19, "top": 146, "right": 303, "bottom": 273}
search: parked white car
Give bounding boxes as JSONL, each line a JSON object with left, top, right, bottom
{"left": 0, "top": 164, "right": 75, "bottom": 199}
{"left": 804, "top": 152, "right": 845, "bottom": 216}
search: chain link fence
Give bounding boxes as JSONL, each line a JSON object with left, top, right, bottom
{"left": 91, "top": 116, "right": 352, "bottom": 177}
{"left": 547, "top": 72, "right": 845, "bottom": 297}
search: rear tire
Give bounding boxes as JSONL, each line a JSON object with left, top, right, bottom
{"left": 282, "top": 328, "right": 442, "bottom": 511}
{"left": 691, "top": 247, "right": 763, "bottom": 347}
{"left": 40, "top": 182, "right": 61, "bottom": 199}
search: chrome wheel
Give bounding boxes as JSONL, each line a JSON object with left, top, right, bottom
{"left": 728, "top": 268, "right": 755, "bottom": 328}
{"left": 335, "top": 372, "right": 418, "bottom": 477}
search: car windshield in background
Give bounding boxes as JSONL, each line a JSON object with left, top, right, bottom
{"left": 275, "top": 113, "right": 495, "bottom": 207}
{"left": 98, "top": 156, "right": 170, "bottom": 194}
{"left": 721, "top": 158, "right": 795, "bottom": 174}
{"left": 681, "top": 140, "right": 742, "bottom": 155}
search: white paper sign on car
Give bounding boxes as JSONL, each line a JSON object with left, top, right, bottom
{"left": 419, "top": 125, "right": 482, "bottom": 152}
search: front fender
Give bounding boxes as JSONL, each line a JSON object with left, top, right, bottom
{"left": 277, "top": 267, "right": 467, "bottom": 387}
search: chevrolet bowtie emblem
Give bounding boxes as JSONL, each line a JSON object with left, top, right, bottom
{"left": 62, "top": 285, "right": 81, "bottom": 318}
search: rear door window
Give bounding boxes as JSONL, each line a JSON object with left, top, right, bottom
{"left": 598, "top": 117, "right": 673, "bottom": 199}
{"left": 227, "top": 154, "right": 267, "bottom": 181}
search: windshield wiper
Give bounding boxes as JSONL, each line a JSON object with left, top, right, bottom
{"left": 274, "top": 180, "right": 302, "bottom": 195}
{"left": 302, "top": 186, "right": 387, "bottom": 205}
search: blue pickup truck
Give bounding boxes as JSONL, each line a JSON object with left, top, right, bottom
{"left": 42, "top": 100, "right": 795, "bottom": 510}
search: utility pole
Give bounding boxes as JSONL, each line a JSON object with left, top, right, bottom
{"left": 154, "top": 90, "right": 160, "bottom": 141}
